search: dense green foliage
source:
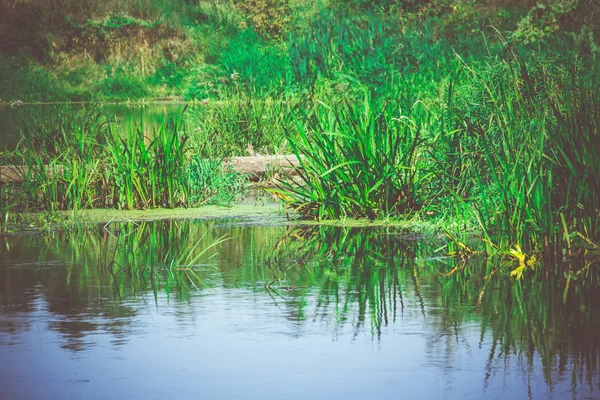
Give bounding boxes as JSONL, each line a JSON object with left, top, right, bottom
{"left": 0, "top": 107, "right": 247, "bottom": 210}
{"left": 442, "top": 46, "right": 600, "bottom": 258}
{"left": 273, "top": 43, "right": 600, "bottom": 259}
{"left": 1, "top": 0, "right": 598, "bottom": 102}
{"left": 1, "top": 0, "right": 600, "bottom": 260}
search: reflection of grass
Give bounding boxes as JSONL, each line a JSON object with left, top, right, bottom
{"left": 3, "top": 220, "right": 598, "bottom": 390}
{"left": 258, "top": 225, "right": 600, "bottom": 382}
{"left": 475, "top": 273, "right": 600, "bottom": 388}
{"left": 103, "top": 221, "right": 229, "bottom": 296}
{"left": 26, "top": 220, "right": 232, "bottom": 300}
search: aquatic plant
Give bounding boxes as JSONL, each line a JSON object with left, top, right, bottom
{"left": 2, "top": 106, "right": 247, "bottom": 211}
{"left": 8, "top": 107, "right": 109, "bottom": 211}
{"left": 187, "top": 157, "right": 248, "bottom": 205}
{"left": 104, "top": 114, "right": 190, "bottom": 209}
{"left": 275, "top": 95, "right": 429, "bottom": 220}
{"left": 440, "top": 40, "right": 600, "bottom": 259}
{"left": 275, "top": 34, "right": 600, "bottom": 260}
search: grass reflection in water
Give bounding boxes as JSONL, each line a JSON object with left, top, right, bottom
{"left": 0, "top": 220, "right": 598, "bottom": 392}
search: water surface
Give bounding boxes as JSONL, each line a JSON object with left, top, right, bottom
{"left": 0, "top": 221, "right": 598, "bottom": 399}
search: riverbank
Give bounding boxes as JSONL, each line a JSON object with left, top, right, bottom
{"left": 3, "top": 1, "right": 597, "bottom": 104}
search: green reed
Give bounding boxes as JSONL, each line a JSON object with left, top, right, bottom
{"left": 104, "top": 115, "right": 190, "bottom": 209}
{"left": 8, "top": 107, "right": 108, "bottom": 211}
{"left": 276, "top": 94, "right": 430, "bottom": 220}
{"left": 2, "top": 105, "right": 247, "bottom": 211}
{"left": 441, "top": 41, "right": 600, "bottom": 258}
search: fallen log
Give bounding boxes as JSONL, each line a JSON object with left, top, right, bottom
{"left": 0, "top": 155, "right": 301, "bottom": 183}
{"left": 223, "top": 154, "right": 301, "bottom": 182}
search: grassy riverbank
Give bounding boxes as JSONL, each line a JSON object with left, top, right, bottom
{"left": 1, "top": 0, "right": 600, "bottom": 265}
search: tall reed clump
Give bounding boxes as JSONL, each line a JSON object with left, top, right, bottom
{"left": 9, "top": 108, "right": 109, "bottom": 211}
{"left": 276, "top": 95, "right": 429, "bottom": 220}
{"left": 104, "top": 116, "right": 190, "bottom": 209}
{"left": 444, "top": 41, "right": 600, "bottom": 258}
{"left": 4, "top": 106, "right": 247, "bottom": 211}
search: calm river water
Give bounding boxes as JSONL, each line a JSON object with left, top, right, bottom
{"left": 0, "top": 220, "right": 598, "bottom": 399}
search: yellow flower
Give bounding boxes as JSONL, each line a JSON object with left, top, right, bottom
{"left": 509, "top": 244, "right": 526, "bottom": 268}
{"left": 509, "top": 244, "right": 527, "bottom": 280}
{"left": 527, "top": 255, "right": 537, "bottom": 269}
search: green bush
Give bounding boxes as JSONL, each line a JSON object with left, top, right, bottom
{"left": 235, "top": 0, "right": 291, "bottom": 39}
{"left": 187, "top": 157, "right": 248, "bottom": 205}
{"left": 513, "top": 0, "right": 578, "bottom": 44}
{"left": 0, "top": 56, "right": 67, "bottom": 102}
{"left": 219, "top": 29, "right": 290, "bottom": 93}
{"left": 183, "top": 64, "right": 225, "bottom": 100}
{"left": 97, "top": 68, "right": 147, "bottom": 99}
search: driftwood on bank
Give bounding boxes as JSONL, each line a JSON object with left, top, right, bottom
{"left": 223, "top": 154, "right": 301, "bottom": 182}
{"left": 0, "top": 155, "right": 301, "bottom": 184}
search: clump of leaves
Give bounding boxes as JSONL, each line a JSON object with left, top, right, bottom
{"left": 187, "top": 157, "right": 248, "bottom": 205}
{"left": 513, "top": 0, "right": 578, "bottom": 44}
{"left": 235, "top": 0, "right": 291, "bottom": 39}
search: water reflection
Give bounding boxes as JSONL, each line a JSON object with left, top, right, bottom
{"left": 0, "top": 221, "right": 598, "bottom": 398}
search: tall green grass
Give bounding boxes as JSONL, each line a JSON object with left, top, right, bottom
{"left": 187, "top": 157, "right": 248, "bottom": 205}
{"left": 275, "top": 95, "right": 430, "bottom": 219}
{"left": 441, "top": 41, "right": 600, "bottom": 257}
{"left": 104, "top": 116, "right": 190, "bottom": 209}
{"left": 2, "top": 106, "right": 247, "bottom": 211}
{"left": 10, "top": 108, "right": 108, "bottom": 210}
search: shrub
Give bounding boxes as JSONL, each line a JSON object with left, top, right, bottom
{"left": 97, "top": 67, "right": 147, "bottom": 99}
{"left": 187, "top": 157, "right": 248, "bottom": 205}
{"left": 235, "top": 0, "right": 291, "bottom": 39}
{"left": 276, "top": 96, "right": 428, "bottom": 220}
